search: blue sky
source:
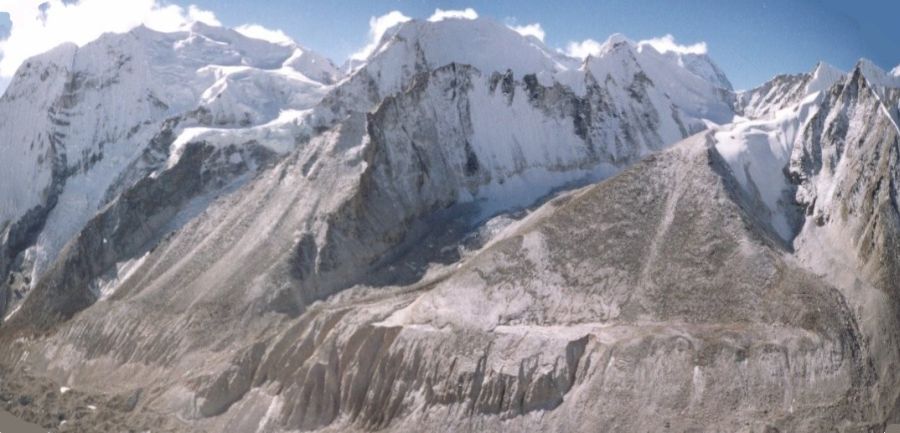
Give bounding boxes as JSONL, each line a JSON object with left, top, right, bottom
{"left": 181, "top": 0, "right": 898, "bottom": 90}
{"left": 0, "top": 1, "right": 897, "bottom": 90}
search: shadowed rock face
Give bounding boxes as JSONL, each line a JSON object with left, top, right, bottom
{"left": 3, "top": 140, "right": 278, "bottom": 330}
{"left": 791, "top": 68, "right": 900, "bottom": 292}
{"left": 735, "top": 62, "right": 844, "bottom": 121}
{"left": 736, "top": 73, "right": 811, "bottom": 119}
{"left": 785, "top": 67, "right": 900, "bottom": 427}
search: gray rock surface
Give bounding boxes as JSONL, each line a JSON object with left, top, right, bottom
{"left": 1, "top": 132, "right": 895, "bottom": 433}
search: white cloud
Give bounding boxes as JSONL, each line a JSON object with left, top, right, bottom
{"left": 508, "top": 23, "right": 544, "bottom": 42}
{"left": 350, "top": 10, "right": 410, "bottom": 61}
{"left": 892, "top": 64, "right": 900, "bottom": 77}
{"left": 564, "top": 39, "right": 604, "bottom": 59}
{"left": 637, "top": 34, "right": 707, "bottom": 55}
{"left": 563, "top": 34, "right": 707, "bottom": 60}
{"left": 427, "top": 8, "right": 478, "bottom": 22}
{"left": 186, "top": 5, "right": 219, "bottom": 26}
{"left": 348, "top": 8, "right": 479, "bottom": 63}
{"left": 0, "top": 0, "right": 219, "bottom": 81}
{"left": 235, "top": 24, "right": 293, "bottom": 45}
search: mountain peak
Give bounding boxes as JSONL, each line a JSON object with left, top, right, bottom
{"left": 601, "top": 33, "right": 632, "bottom": 50}
{"left": 733, "top": 61, "right": 838, "bottom": 120}
{"left": 355, "top": 16, "right": 569, "bottom": 86}
{"left": 812, "top": 60, "right": 842, "bottom": 76}
{"left": 632, "top": 36, "right": 731, "bottom": 91}
{"left": 853, "top": 58, "right": 900, "bottom": 89}
{"left": 806, "top": 61, "right": 844, "bottom": 94}
{"left": 581, "top": 33, "right": 636, "bottom": 60}
{"left": 187, "top": 20, "right": 222, "bottom": 35}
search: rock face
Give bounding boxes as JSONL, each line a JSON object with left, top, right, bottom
{"left": 790, "top": 66, "right": 900, "bottom": 275}
{"left": 788, "top": 67, "right": 900, "bottom": 423}
{"left": 735, "top": 62, "right": 844, "bottom": 120}
{"left": 1, "top": 15, "right": 900, "bottom": 433}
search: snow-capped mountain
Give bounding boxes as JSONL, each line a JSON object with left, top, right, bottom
{"left": 1, "top": 16, "right": 738, "bottom": 321}
{"left": 1, "top": 13, "right": 900, "bottom": 433}
{"left": 0, "top": 23, "right": 339, "bottom": 316}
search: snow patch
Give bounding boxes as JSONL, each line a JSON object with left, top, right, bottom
{"left": 714, "top": 90, "right": 825, "bottom": 239}
{"left": 2, "top": 304, "right": 21, "bottom": 321}
{"left": 806, "top": 62, "right": 844, "bottom": 94}
{"left": 167, "top": 109, "right": 312, "bottom": 168}
{"left": 858, "top": 59, "right": 900, "bottom": 89}
{"left": 95, "top": 251, "right": 151, "bottom": 301}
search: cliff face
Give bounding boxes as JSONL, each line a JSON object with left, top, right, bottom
{"left": 790, "top": 67, "right": 900, "bottom": 291}
{"left": 786, "top": 67, "right": 900, "bottom": 424}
